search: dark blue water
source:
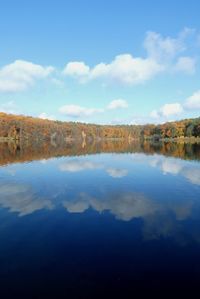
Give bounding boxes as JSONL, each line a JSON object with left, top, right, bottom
{"left": 0, "top": 143, "right": 200, "bottom": 297}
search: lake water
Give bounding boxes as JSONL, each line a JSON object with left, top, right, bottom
{"left": 0, "top": 141, "right": 200, "bottom": 297}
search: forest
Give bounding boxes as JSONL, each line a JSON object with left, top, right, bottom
{"left": 0, "top": 112, "right": 200, "bottom": 142}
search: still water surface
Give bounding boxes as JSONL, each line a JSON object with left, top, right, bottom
{"left": 0, "top": 141, "right": 200, "bottom": 297}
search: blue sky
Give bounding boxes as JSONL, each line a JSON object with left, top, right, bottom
{"left": 0, "top": 0, "right": 200, "bottom": 124}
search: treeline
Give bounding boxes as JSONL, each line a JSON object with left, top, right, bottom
{"left": 141, "top": 118, "right": 200, "bottom": 139}
{"left": 0, "top": 112, "right": 200, "bottom": 141}
{"left": 0, "top": 112, "right": 133, "bottom": 141}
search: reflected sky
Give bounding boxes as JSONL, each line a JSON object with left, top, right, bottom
{"left": 0, "top": 145, "right": 200, "bottom": 296}
{"left": 0, "top": 182, "right": 53, "bottom": 216}
{"left": 1, "top": 152, "right": 200, "bottom": 227}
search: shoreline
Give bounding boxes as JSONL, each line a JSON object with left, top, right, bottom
{"left": 144, "top": 136, "right": 200, "bottom": 143}
{"left": 1, "top": 136, "right": 200, "bottom": 144}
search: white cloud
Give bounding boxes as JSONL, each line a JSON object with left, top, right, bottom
{"left": 144, "top": 29, "right": 196, "bottom": 75}
{"left": 59, "top": 98, "right": 130, "bottom": 119}
{"left": 63, "top": 61, "right": 90, "bottom": 77}
{"left": 149, "top": 89, "right": 200, "bottom": 122}
{"left": 151, "top": 103, "right": 183, "bottom": 119}
{"left": 90, "top": 54, "right": 164, "bottom": 85}
{"left": 0, "top": 29, "right": 196, "bottom": 95}
{"left": 160, "top": 103, "right": 183, "bottom": 117}
{"left": 59, "top": 104, "right": 103, "bottom": 118}
{"left": 63, "top": 54, "right": 163, "bottom": 85}
{"left": 184, "top": 90, "right": 200, "bottom": 109}
{"left": 144, "top": 30, "right": 186, "bottom": 61}
{"left": 38, "top": 112, "right": 55, "bottom": 121}
{"left": 174, "top": 56, "right": 196, "bottom": 74}
{"left": 107, "top": 99, "right": 128, "bottom": 110}
{"left": 63, "top": 29, "right": 196, "bottom": 86}
{"left": 0, "top": 60, "right": 54, "bottom": 92}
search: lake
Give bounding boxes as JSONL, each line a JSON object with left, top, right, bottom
{"left": 0, "top": 140, "right": 200, "bottom": 297}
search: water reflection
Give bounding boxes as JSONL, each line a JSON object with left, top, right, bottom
{"left": 63, "top": 192, "right": 156, "bottom": 221}
{"left": 61, "top": 187, "right": 200, "bottom": 245}
{"left": 0, "top": 142, "right": 200, "bottom": 236}
{"left": 59, "top": 158, "right": 128, "bottom": 178}
{"left": 0, "top": 140, "right": 200, "bottom": 296}
{"left": 59, "top": 159, "right": 103, "bottom": 172}
{"left": 149, "top": 155, "right": 200, "bottom": 185}
{"left": 1, "top": 139, "right": 200, "bottom": 166}
{"left": 106, "top": 168, "right": 128, "bottom": 178}
{"left": 62, "top": 190, "right": 196, "bottom": 221}
{"left": 0, "top": 182, "right": 53, "bottom": 216}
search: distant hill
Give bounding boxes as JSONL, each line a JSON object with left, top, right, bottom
{"left": 0, "top": 112, "right": 200, "bottom": 142}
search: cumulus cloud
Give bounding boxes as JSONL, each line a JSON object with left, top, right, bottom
{"left": 38, "top": 112, "right": 55, "bottom": 121}
{"left": 92, "top": 54, "right": 163, "bottom": 85}
{"left": 107, "top": 99, "right": 128, "bottom": 110}
{"left": 59, "top": 98, "right": 129, "bottom": 119}
{"left": 150, "top": 88, "right": 200, "bottom": 122}
{"left": 0, "top": 182, "right": 53, "bottom": 216}
{"left": 0, "top": 29, "right": 196, "bottom": 94}
{"left": 59, "top": 104, "right": 103, "bottom": 118}
{"left": 184, "top": 90, "right": 200, "bottom": 109}
{"left": 63, "top": 29, "right": 196, "bottom": 86}
{"left": 63, "top": 54, "right": 163, "bottom": 85}
{"left": 63, "top": 61, "right": 90, "bottom": 77}
{"left": 0, "top": 60, "right": 54, "bottom": 92}
{"left": 150, "top": 102, "right": 183, "bottom": 119}
{"left": 160, "top": 103, "right": 183, "bottom": 117}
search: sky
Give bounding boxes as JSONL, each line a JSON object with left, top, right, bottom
{"left": 0, "top": 0, "right": 200, "bottom": 125}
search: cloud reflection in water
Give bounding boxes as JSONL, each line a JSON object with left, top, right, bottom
{"left": 0, "top": 182, "right": 53, "bottom": 216}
